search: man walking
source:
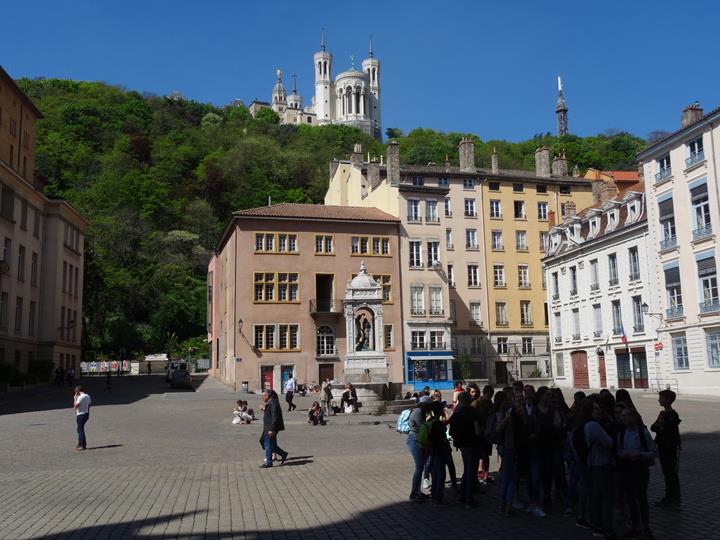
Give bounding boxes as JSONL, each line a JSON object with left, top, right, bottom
{"left": 261, "top": 390, "right": 288, "bottom": 468}
{"left": 73, "top": 386, "right": 92, "bottom": 451}
{"left": 284, "top": 375, "right": 297, "bottom": 412}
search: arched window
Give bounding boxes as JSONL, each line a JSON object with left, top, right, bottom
{"left": 317, "top": 326, "right": 335, "bottom": 356}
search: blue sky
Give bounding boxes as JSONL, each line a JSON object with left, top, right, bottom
{"left": 6, "top": 0, "right": 718, "bottom": 141}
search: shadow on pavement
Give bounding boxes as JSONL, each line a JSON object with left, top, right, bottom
{"left": 85, "top": 444, "right": 124, "bottom": 451}
{"left": 0, "top": 374, "right": 207, "bottom": 416}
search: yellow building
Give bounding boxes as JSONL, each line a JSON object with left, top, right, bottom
{"left": 326, "top": 140, "right": 597, "bottom": 384}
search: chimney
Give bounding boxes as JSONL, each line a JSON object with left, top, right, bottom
{"left": 572, "top": 164, "right": 580, "bottom": 178}
{"left": 551, "top": 153, "right": 568, "bottom": 177}
{"left": 681, "top": 101, "right": 703, "bottom": 128}
{"left": 565, "top": 201, "right": 576, "bottom": 217}
{"left": 444, "top": 154, "right": 451, "bottom": 173}
{"left": 491, "top": 146, "right": 499, "bottom": 174}
{"left": 351, "top": 143, "right": 363, "bottom": 166}
{"left": 387, "top": 140, "right": 400, "bottom": 186}
{"left": 548, "top": 210, "right": 556, "bottom": 228}
{"left": 458, "top": 138, "right": 476, "bottom": 173}
{"left": 637, "top": 161, "right": 644, "bottom": 181}
{"left": 368, "top": 159, "right": 380, "bottom": 188}
{"left": 534, "top": 147, "right": 550, "bottom": 177}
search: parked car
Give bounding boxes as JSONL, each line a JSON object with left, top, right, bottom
{"left": 170, "top": 364, "right": 192, "bottom": 389}
{"left": 166, "top": 360, "right": 182, "bottom": 382}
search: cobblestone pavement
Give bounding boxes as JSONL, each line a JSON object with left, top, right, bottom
{"left": 1, "top": 376, "right": 718, "bottom": 539}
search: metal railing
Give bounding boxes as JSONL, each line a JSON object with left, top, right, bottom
{"left": 572, "top": 333, "right": 580, "bottom": 341}
{"left": 608, "top": 278, "right": 619, "bottom": 287}
{"left": 699, "top": 299, "right": 720, "bottom": 314}
{"left": 593, "top": 330, "right": 603, "bottom": 338}
{"left": 554, "top": 336, "right": 562, "bottom": 343}
{"left": 666, "top": 306, "right": 684, "bottom": 320}
{"left": 309, "top": 299, "right": 343, "bottom": 314}
{"left": 492, "top": 244, "right": 504, "bottom": 251}
{"left": 429, "top": 308, "right": 445, "bottom": 316}
{"left": 590, "top": 283, "right": 600, "bottom": 291}
{"left": 660, "top": 236, "right": 678, "bottom": 251}
{"left": 692, "top": 223, "right": 713, "bottom": 241}
{"left": 411, "top": 309, "right": 426, "bottom": 316}
{"left": 655, "top": 168, "right": 672, "bottom": 183}
{"left": 633, "top": 324, "right": 645, "bottom": 333}
{"left": 686, "top": 150, "right": 705, "bottom": 168}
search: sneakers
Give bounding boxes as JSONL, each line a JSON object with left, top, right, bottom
{"left": 530, "top": 506, "right": 547, "bottom": 518}
{"left": 422, "top": 478, "right": 431, "bottom": 490}
{"left": 280, "top": 452, "right": 288, "bottom": 465}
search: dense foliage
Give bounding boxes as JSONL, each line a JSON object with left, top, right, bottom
{"left": 17, "top": 79, "right": 644, "bottom": 359}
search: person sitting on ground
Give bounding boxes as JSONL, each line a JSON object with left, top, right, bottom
{"left": 233, "top": 400, "right": 254, "bottom": 424}
{"left": 340, "top": 383, "right": 358, "bottom": 413}
{"left": 308, "top": 401, "right": 326, "bottom": 426}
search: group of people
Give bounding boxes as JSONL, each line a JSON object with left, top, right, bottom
{"left": 405, "top": 381, "right": 682, "bottom": 540}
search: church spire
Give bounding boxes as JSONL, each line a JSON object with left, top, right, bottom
{"left": 291, "top": 73, "right": 297, "bottom": 95}
{"left": 556, "top": 76, "right": 569, "bottom": 136}
{"left": 320, "top": 28, "right": 326, "bottom": 52}
{"left": 368, "top": 35, "right": 374, "bottom": 58}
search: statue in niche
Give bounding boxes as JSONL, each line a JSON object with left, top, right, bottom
{"left": 355, "top": 312, "right": 374, "bottom": 351}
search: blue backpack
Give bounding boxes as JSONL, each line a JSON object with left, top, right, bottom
{"left": 396, "top": 409, "right": 412, "bottom": 433}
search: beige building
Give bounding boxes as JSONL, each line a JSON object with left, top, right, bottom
{"left": 208, "top": 203, "right": 402, "bottom": 392}
{"left": 326, "top": 140, "right": 597, "bottom": 385}
{"left": 0, "top": 66, "right": 88, "bottom": 376}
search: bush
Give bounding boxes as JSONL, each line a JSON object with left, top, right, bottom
{"left": 28, "top": 360, "right": 54, "bottom": 383}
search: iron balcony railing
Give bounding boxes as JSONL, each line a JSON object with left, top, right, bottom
{"left": 699, "top": 299, "right": 720, "bottom": 314}
{"left": 316, "top": 347, "right": 338, "bottom": 358}
{"left": 666, "top": 306, "right": 684, "bottom": 320}
{"left": 492, "top": 244, "right": 504, "bottom": 251}
{"left": 411, "top": 308, "right": 426, "bottom": 316}
{"left": 593, "top": 330, "right": 603, "bottom": 338}
{"left": 554, "top": 336, "right": 562, "bottom": 343}
{"left": 633, "top": 324, "right": 645, "bottom": 333}
{"left": 660, "top": 236, "right": 678, "bottom": 251}
{"left": 608, "top": 278, "right": 619, "bottom": 287}
{"left": 692, "top": 223, "right": 713, "bottom": 242}
{"left": 309, "top": 299, "right": 343, "bottom": 314}
{"left": 686, "top": 150, "right": 705, "bottom": 168}
{"left": 429, "top": 308, "right": 445, "bottom": 316}
{"left": 572, "top": 333, "right": 580, "bottom": 341}
{"left": 590, "top": 283, "right": 600, "bottom": 291}
{"left": 629, "top": 272, "right": 641, "bottom": 281}
{"left": 569, "top": 288, "right": 578, "bottom": 296}
{"left": 655, "top": 167, "right": 672, "bottom": 183}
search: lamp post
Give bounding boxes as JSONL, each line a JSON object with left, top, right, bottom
{"left": 642, "top": 302, "right": 665, "bottom": 390}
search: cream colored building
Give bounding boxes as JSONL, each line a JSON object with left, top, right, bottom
{"left": 0, "top": 66, "right": 88, "bottom": 375}
{"left": 638, "top": 103, "right": 720, "bottom": 395}
{"left": 326, "top": 140, "right": 597, "bottom": 385}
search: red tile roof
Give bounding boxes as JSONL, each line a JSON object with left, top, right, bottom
{"left": 604, "top": 170, "right": 640, "bottom": 182}
{"left": 233, "top": 203, "right": 399, "bottom": 223}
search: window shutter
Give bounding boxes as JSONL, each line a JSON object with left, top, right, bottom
{"left": 691, "top": 182, "right": 708, "bottom": 202}
{"left": 658, "top": 199, "right": 674, "bottom": 219}
{"left": 664, "top": 267, "right": 681, "bottom": 287}
{"left": 697, "top": 256, "right": 717, "bottom": 277}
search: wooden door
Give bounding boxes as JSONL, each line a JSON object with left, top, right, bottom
{"left": 571, "top": 350, "right": 589, "bottom": 389}
{"left": 598, "top": 353, "right": 607, "bottom": 388}
{"left": 318, "top": 363, "right": 334, "bottom": 382}
{"left": 261, "top": 366, "right": 274, "bottom": 390}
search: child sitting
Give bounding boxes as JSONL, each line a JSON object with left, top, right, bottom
{"left": 232, "top": 400, "right": 254, "bottom": 424}
{"left": 308, "top": 401, "right": 326, "bottom": 426}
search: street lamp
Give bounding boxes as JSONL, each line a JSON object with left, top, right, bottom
{"left": 641, "top": 302, "right": 663, "bottom": 321}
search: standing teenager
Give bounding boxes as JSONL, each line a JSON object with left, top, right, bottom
{"left": 73, "top": 386, "right": 92, "bottom": 451}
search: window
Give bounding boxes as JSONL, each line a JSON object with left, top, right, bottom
{"left": 489, "top": 182, "right": 500, "bottom": 191}
{"left": 0, "top": 184, "right": 14, "bottom": 221}
{"left": 657, "top": 154, "right": 671, "bottom": 180}
{"left": 464, "top": 198, "right": 476, "bottom": 217}
{"left": 17, "top": 245, "right": 25, "bottom": 282}
{"left": 447, "top": 264, "right": 454, "bottom": 287}
{"left": 449, "top": 300, "right": 456, "bottom": 322}
{"left": 571, "top": 308, "right": 580, "bottom": 339}
{"left": 253, "top": 272, "right": 298, "bottom": 303}
{"left": 28, "top": 301, "right": 35, "bottom": 337}
{"left": 468, "top": 264, "right": 479, "bottom": 287}
{"left": 409, "top": 241, "right": 422, "bottom": 268}
{"left": 664, "top": 264, "right": 683, "bottom": 317}
{"left": 491, "top": 230, "right": 503, "bottom": 250}
{"left": 521, "top": 301, "right": 532, "bottom": 326}
{"left": 254, "top": 324, "right": 299, "bottom": 351}
{"left": 470, "top": 302, "right": 481, "bottom": 324}
{"left": 496, "top": 337, "right": 508, "bottom": 354}
{"left": 632, "top": 296, "right": 644, "bottom": 332}
{"left": 559, "top": 185, "right": 571, "bottom": 195}
{"left": 593, "top": 304, "right": 602, "bottom": 336}
{"left": 444, "top": 198, "right": 452, "bottom": 217}
{"left": 411, "top": 331, "right": 426, "bottom": 349}
{"left": 384, "top": 324, "right": 394, "bottom": 349}
{"left": 429, "top": 287, "right": 443, "bottom": 315}
{"left": 658, "top": 197, "right": 676, "bottom": 248}
{"left": 544, "top": 302, "right": 548, "bottom": 326}
{"left": 20, "top": 200, "right": 27, "bottom": 230}
{"left": 411, "top": 286, "right": 424, "bottom": 315}
{"left": 608, "top": 253, "right": 619, "bottom": 285}
{"left": 536, "top": 184, "right": 548, "bottom": 194}
{"left": 465, "top": 229, "right": 477, "bottom": 249}
{"left": 62, "top": 261, "right": 68, "bottom": 292}
{"left": 628, "top": 247, "right": 640, "bottom": 281}
{"left": 552, "top": 272, "right": 559, "bottom": 299}
{"left": 445, "top": 228, "right": 453, "bottom": 249}
{"left": 518, "top": 265, "right": 529, "bottom": 288}
{"left": 538, "top": 202, "right": 548, "bottom": 220}
{"left": 590, "top": 218, "right": 599, "bottom": 237}
{"left": 522, "top": 337, "right": 533, "bottom": 354}
{"left": 254, "top": 233, "right": 298, "bottom": 253}
{"left": 30, "top": 252, "right": 38, "bottom": 286}
{"left": 14, "top": 297, "right": 22, "bottom": 335}
{"left": 315, "top": 235, "right": 334, "bottom": 254}
{"left": 513, "top": 201, "right": 525, "bottom": 219}
{"left": 672, "top": 334, "right": 689, "bottom": 370}
{"left": 612, "top": 300, "right": 622, "bottom": 334}
{"left": 687, "top": 137, "right": 705, "bottom": 167}
{"left": 427, "top": 241, "right": 440, "bottom": 266}
{"left": 554, "top": 312, "right": 562, "bottom": 340}
{"left": 555, "top": 352, "right": 565, "bottom": 377}
{"left": 569, "top": 266, "right": 578, "bottom": 295}
{"left": 706, "top": 331, "right": 720, "bottom": 369}
{"left": 438, "top": 177, "right": 449, "bottom": 187}
{"left": 408, "top": 200, "right": 420, "bottom": 221}
{"left": 3, "top": 237, "right": 11, "bottom": 266}
{"left": 426, "top": 200, "right": 438, "bottom": 222}
{"left": 698, "top": 253, "right": 718, "bottom": 310}
{"left": 489, "top": 200, "right": 501, "bottom": 218}
{"left": 493, "top": 264, "right": 505, "bottom": 287}
{"left": 371, "top": 274, "right": 392, "bottom": 303}
{"left": 463, "top": 178, "right": 474, "bottom": 189}
{"left": 513, "top": 183, "right": 524, "bottom": 193}
{"left": 33, "top": 209, "right": 41, "bottom": 238}
{"left": 412, "top": 176, "right": 424, "bottom": 186}
{"left": 691, "top": 182, "right": 711, "bottom": 238}
{"left": 516, "top": 230, "right": 527, "bottom": 251}
{"left": 430, "top": 331, "right": 444, "bottom": 350}
{"left": 351, "top": 236, "right": 391, "bottom": 256}
{"left": 590, "top": 259, "right": 599, "bottom": 290}
{"left": 539, "top": 231, "right": 549, "bottom": 251}
{"left": 316, "top": 326, "right": 336, "bottom": 356}
{"left": 277, "top": 273, "right": 299, "bottom": 302}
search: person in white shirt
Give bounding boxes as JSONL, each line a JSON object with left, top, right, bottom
{"left": 284, "top": 376, "right": 297, "bottom": 412}
{"left": 73, "top": 386, "right": 92, "bottom": 450}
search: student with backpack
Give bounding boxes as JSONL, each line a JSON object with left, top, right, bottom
{"left": 583, "top": 398, "right": 615, "bottom": 539}
{"left": 617, "top": 405, "right": 656, "bottom": 539}
{"left": 427, "top": 400, "right": 451, "bottom": 505}
{"left": 449, "top": 391, "right": 482, "bottom": 508}
{"left": 406, "top": 396, "right": 433, "bottom": 502}
{"left": 651, "top": 389, "right": 681, "bottom": 507}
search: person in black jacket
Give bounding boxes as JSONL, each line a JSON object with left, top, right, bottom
{"left": 450, "top": 391, "right": 481, "bottom": 508}
{"left": 261, "top": 389, "right": 288, "bottom": 468}
{"left": 651, "top": 389, "right": 681, "bottom": 507}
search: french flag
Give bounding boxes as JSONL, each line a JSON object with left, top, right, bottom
{"left": 620, "top": 323, "right": 628, "bottom": 346}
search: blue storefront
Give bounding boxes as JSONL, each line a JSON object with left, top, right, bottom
{"left": 405, "top": 351, "right": 455, "bottom": 391}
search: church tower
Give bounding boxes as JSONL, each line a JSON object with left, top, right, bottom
{"left": 287, "top": 74, "right": 302, "bottom": 110}
{"left": 556, "top": 76, "right": 569, "bottom": 136}
{"left": 271, "top": 68, "right": 287, "bottom": 114}
{"left": 361, "top": 36, "right": 381, "bottom": 140}
{"left": 313, "top": 30, "right": 334, "bottom": 125}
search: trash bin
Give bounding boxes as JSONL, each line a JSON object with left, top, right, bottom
{"left": 242, "top": 381, "right": 249, "bottom": 393}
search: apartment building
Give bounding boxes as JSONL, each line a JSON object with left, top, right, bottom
{"left": 0, "top": 66, "right": 88, "bottom": 375}
{"left": 325, "top": 140, "right": 596, "bottom": 385}
{"left": 208, "top": 203, "right": 402, "bottom": 392}
{"left": 544, "top": 183, "right": 660, "bottom": 390}
{"left": 638, "top": 103, "right": 720, "bottom": 395}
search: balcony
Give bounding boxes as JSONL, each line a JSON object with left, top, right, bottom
{"left": 464, "top": 211, "right": 477, "bottom": 218}
{"left": 425, "top": 215, "right": 440, "bottom": 223}
{"left": 492, "top": 244, "right": 504, "bottom": 251}
{"left": 466, "top": 243, "right": 479, "bottom": 250}
{"left": 593, "top": 330, "right": 603, "bottom": 338}
{"left": 496, "top": 319, "right": 509, "bottom": 327}
{"left": 429, "top": 309, "right": 445, "bottom": 316}
{"left": 655, "top": 167, "right": 672, "bottom": 183}
{"left": 590, "top": 283, "right": 600, "bottom": 291}
{"left": 411, "top": 343, "right": 428, "bottom": 351}
{"left": 309, "top": 299, "right": 343, "bottom": 316}
{"left": 699, "top": 299, "right": 720, "bottom": 314}
{"left": 552, "top": 293, "right": 560, "bottom": 300}
{"left": 608, "top": 278, "right": 619, "bottom": 287}
{"left": 629, "top": 273, "right": 641, "bottom": 282}
{"left": 518, "top": 282, "right": 531, "bottom": 289}
{"left": 660, "top": 236, "right": 678, "bottom": 251}
{"left": 316, "top": 347, "right": 338, "bottom": 358}
{"left": 692, "top": 223, "right": 713, "bottom": 242}
{"left": 429, "top": 342, "right": 447, "bottom": 351}
{"left": 494, "top": 281, "right": 506, "bottom": 289}
{"left": 633, "top": 324, "right": 645, "bottom": 333}
{"left": 407, "top": 214, "right": 422, "bottom": 223}
{"left": 666, "top": 306, "right": 684, "bottom": 320}
{"left": 686, "top": 150, "right": 705, "bottom": 168}
{"left": 411, "top": 309, "right": 426, "bottom": 317}
{"left": 554, "top": 336, "right": 562, "bottom": 343}
{"left": 445, "top": 211, "right": 453, "bottom": 218}
{"left": 572, "top": 333, "right": 580, "bottom": 341}
{"left": 569, "top": 288, "right": 578, "bottom": 296}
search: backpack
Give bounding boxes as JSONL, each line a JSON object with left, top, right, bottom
{"left": 396, "top": 409, "right": 412, "bottom": 434}
{"left": 416, "top": 416, "right": 436, "bottom": 448}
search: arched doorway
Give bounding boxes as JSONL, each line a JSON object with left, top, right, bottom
{"left": 571, "top": 350, "right": 589, "bottom": 389}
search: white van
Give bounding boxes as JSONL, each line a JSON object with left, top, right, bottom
{"left": 166, "top": 360, "right": 187, "bottom": 382}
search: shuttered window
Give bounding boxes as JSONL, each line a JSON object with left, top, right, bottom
{"left": 658, "top": 198, "right": 674, "bottom": 219}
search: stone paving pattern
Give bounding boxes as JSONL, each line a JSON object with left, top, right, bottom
{"left": 1, "top": 375, "right": 718, "bottom": 539}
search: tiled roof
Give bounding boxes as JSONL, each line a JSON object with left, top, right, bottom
{"left": 605, "top": 170, "right": 640, "bottom": 182}
{"left": 233, "top": 203, "right": 399, "bottom": 223}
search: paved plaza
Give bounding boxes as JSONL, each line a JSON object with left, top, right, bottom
{"left": 1, "top": 376, "right": 719, "bottom": 539}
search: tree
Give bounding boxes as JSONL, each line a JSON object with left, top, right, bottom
{"left": 385, "top": 127, "right": 403, "bottom": 139}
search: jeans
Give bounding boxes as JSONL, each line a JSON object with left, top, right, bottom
{"left": 76, "top": 413, "right": 89, "bottom": 448}
{"left": 430, "top": 450, "right": 447, "bottom": 500}
{"left": 459, "top": 446, "right": 480, "bottom": 504}
{"left": 659, "top": 445, "right": 680, "bottom": 501}
{"left": 589, "top": 464, "right": 614, "bottom": 533}
{"left": 263, "top": 433, "right": 286, "bottom": 466}
{"left": 621, "top": 463, "right": 650, "bottom": 528}
{"left": 500, "top": 448, "right": 517, "bottom": 504}
{"left": 407, "top": 433, "right": 426, "bottom": 498}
